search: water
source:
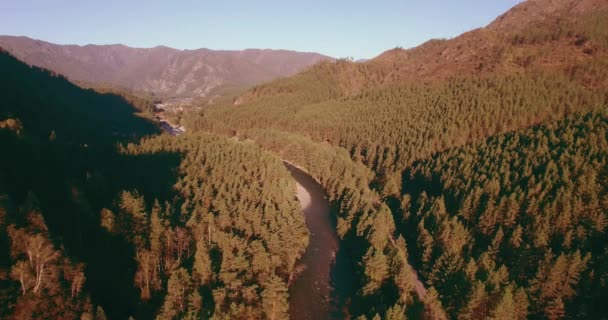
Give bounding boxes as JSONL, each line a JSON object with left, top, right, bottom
{"left": 285, "top": 163, "right": 354, "bottom": 320}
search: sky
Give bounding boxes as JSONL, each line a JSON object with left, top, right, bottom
{"left": 0, "top": 0, "right": 521, "bottom": 60}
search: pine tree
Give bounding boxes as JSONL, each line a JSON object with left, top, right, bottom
{"left": 459, "top": 281, "right": 488, "bottom": 320}
{"left": 99, "top": 208, "right": 115, "bottom": 233}
{"left": 157, "top": 268, "right": 198, "bottom": 320}
{"left": 509, "top": 225, "right": 523, "bottom": 248}
{"left": 385, "top": 303, "right": 407, "bottom": 320}
{"left": 544, "top": 297, "right": 565, "bottom": 320}
{"left": 362, "top": 246, "right": 389, "bottom": 295}
{"left": 489, "top": 287, "right": 516, "bottom": 320}
{"left": 261, "top": 275, "right": 289, "bottom": 320}
{"left": 513, "top": 287, "right": 529, "bottom": 320}
{"left": 423, "top": 287, "right": 447, "bottom": 320}
{"left": 117, "top": 190, "right": 149, "bottom": 249}
{"left": 193, "top": 238, "right": 213, "bottom": 285}
{"left": 94, "top": 306, "right": 107, "bottom": 320}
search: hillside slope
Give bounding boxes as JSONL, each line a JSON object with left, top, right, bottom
{"left": 188, "top": 3, "right": 608, "bottom": 318}
{"left": 235, "top": 0, "right": 608, "bottom": 104}
{"left": 0, "top": 48, "right": 161, "bottom": 318}
{"left": 0, "top": 49, "right": 310, "bottom": 320}
{"left": 400, "top": 111, "right": 608, "bottom": 319}
{"left": 0, "top": 36, "right": 332, "bottom": 98}
{"left": 0, "top": 49, "right": 159, "bottom": 143}
{"left": 196, "top": 0, "right": 608, "bottom": 177}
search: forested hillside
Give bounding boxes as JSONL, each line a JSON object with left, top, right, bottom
{"left": 191, "top": 0, "right": 608, "bottom": 182}
{"left": 400, "top": 111, "right": 608, "bottom": 319}
{"left": 192, "top": 74, "right": 605, "bottom": 180}
{"left": 232, "top": 0, "right": 608, "bottom": 105}
{"left": 0, "top": 48, "right": 161, "bottom": 318}
{"left": 0, "top": 49, "right": 309, "bottom": 319}
{"left": 1, "top": 0, "right": 607, "bottom": 319}
{"left": 183, "top": 1, "right": 608, "bottom": 319}
{"left": 119, "top": 134, "right": 308, "bottom": 319}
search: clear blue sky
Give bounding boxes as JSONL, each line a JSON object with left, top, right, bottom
{"left": 0, "top": 0, "right": 520, "bottom": 59}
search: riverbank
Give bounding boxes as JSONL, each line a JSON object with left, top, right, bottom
{"left": 294, "top": 181, "right": 312, "bottom": 209}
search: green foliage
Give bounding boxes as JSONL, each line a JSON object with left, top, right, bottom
{"left": 0, "top": 49, "right": 160, "bottom": 319}
{"left": 156, "top": 268, "right": 200, "bottom": 320}
{"left": 2, "top": 6, "right": 608, "bottom": 319}
{"left": 1, "top": 197, "right": 93, "bottom": 319}
{"left": 401, "top": 111, "right": 608, "bottom": 318}
{"left": 260, "top": 274, "right": 289, "bottom": 320}
{"left": 239, "top": 129, "right": 417, "bottom": 317}
{"left": 192, "top": 73, "right": 605, "bottom": 183}
{"left": 385, "top": 303, "right": 407, "bottom": 320}
{"left": 121, "top": 133, "right": 308, "bottom": 318}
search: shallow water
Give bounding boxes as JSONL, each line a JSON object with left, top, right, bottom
{"left": 285, "top": 163, "right": 354, "bottom": 320}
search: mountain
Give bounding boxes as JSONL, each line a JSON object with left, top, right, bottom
{"left": 204, "top": 0, "right": 608, "bottom": 157}
{"left": 235, "top": 0, "right": 607, "bottom": 104}
{"left": 370, "top": 0, "right": 608, "bottom": 84}
{"left": 488, "top": 0, "right": 606, "bottom": 31}
{"left": 0, "top": 36, "right": 332, "bottom": 98}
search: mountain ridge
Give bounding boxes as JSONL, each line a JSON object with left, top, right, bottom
{"left": 0, "top": 35, "right": 333, "bottom": 98}
{"left": 235, "top": 0, "right": 608, "bottom": 104}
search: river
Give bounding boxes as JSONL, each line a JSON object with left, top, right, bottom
{"left": 285, "top": 163, "right": 354, "bottom": 320}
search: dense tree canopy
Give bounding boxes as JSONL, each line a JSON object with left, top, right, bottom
{"left": 2, "top": 3, "right": 608, "bottom": 319}
{"left": 179, "top": 11, "right": 608, "bottom": 318}
{"left": 1, "top": 49, "right": 309, "bottom": 319}
{"left": 119, "top": 134, "right": 309, "bottom": 318}
{"left": 190, "top": 73, "right": 605, "bottom": 186}
{"left": 399, "top": 111, "right": 608, "bottom": 319}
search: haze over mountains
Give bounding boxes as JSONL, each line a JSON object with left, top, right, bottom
{"left": 0, "top": 35, "right": 332, "bottom": 98}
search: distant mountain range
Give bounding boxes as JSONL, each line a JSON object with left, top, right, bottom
{"left": 0, "top": 36, "right": 333, "bottom": 98}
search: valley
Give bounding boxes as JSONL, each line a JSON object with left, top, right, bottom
{"left": 1, "top": 0, "right": 607, "bottom": 319}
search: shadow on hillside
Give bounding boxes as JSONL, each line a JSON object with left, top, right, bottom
{"left": 0, "top": 49, "right": 180, "bottom": 319}
{"left": 82, "top": 151, "right": 182, "bottom": 319}
{"left": 0, "top": 131, "right": 182, "bottom": 319}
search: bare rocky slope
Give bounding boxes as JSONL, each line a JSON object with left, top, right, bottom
{"left": 0, "top": 35, "right": 332, "bottom": 98}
